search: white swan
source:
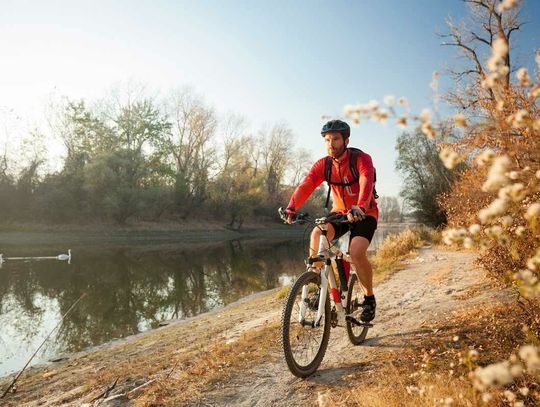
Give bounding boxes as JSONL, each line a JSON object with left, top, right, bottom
{"left": 57, "top": 249, "right": 71, "bottom": 262}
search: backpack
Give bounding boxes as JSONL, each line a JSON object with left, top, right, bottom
{"left": 324, "top": 147, "right": 378, "bottom": 210}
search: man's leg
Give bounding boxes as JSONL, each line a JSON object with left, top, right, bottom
{"left": 349, "top": 236, "right": 373, "bottom": 295}
{"left": 349, "top": 235, "right": 376, "bottom": 321}
{"left": 309, "top": 224, "right": 335, "bottom": 267}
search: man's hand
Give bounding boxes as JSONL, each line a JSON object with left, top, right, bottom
{"left": 284, "top": 207, "right": 296, "bottom": 224}
{"left": 347, "top": 205, "right": 366, "bottom": 222}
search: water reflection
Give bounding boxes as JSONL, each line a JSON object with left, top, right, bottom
{"left": 0, "top": 226, "right": 405, "bottom": 376}
{"left": 0, "top": 239, "right": 307, "bottom": 376}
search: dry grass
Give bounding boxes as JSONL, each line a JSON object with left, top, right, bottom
{"left": 371, "top": 226, "right": 438, "bottom": 280}
{"left": 325, "top": 301, "right": 540, "bottom": 407}
{"left": 135, "top": 322, "right": 280, "bottom": 406}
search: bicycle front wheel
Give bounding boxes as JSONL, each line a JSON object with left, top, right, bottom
{"left": 281, "top": 271, "right": 330, "bottom": 378}
{"left": 346, "top": 273, "right": 370, "bottom": 345}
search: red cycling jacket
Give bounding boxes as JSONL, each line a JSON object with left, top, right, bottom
{"left": 287, "top": 148, "right": 379, "bottom": 221}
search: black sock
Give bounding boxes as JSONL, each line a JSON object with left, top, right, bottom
{"left": 364, "top": 295, "right": 376, "bottom": 303}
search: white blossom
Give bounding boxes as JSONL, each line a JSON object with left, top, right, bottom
{"left": 453, "top": 113, "right": 467, "bottom": 128}
{"left": 383, "top": 95, "right": 395, "bottom": 106}
{"left": 500, "top": 216, "right": 513, "bottom": 228}
{"left": 474, "top": 361, "right": 515, "bottom": 390}
{"left": 518, "top": 345, "right": 540, "bottom": 372}
{"left": 479, "top": 198, "right": 508, "bottom": 224}
{"left": 439, "top": 147, "right": 461, "bottom": 169}
{"left": 482, "top": 155, "right": 511, "bottom": 192}
{"left": 469, "top": 224, "right": 481, "bottom": 235}
{"left": 512, "top": 109, "right": 529, "bottom": 128}
{"left": 503, "top": 390, "right": 516, "bottom": 402}
{"left": 527, "top": 254, "right": 540, "bottom": 272}
{"left": 498, "top": 183, "right": 527, "bottom": 202}
{"left": 420, "top": 109, "right": 431, "bottom": 122}
{"left": 497, "top": 0, "right": 519, "bottom": 13}
{"left": 524, "top": 203, "right": 540, "bottom": 222}
{"left": 396, "top": 117, "right": 408, "bottom": 129}
{"left": 367, "top": 100, "right": 379, "bottom": 110}
{"left": 421, "top": 122, "right": 436, "bottom": 139}
{"left": 476, "top": 149, "right": 496, "bottom": 167}
{"left": 343, "top": 104, "right": 356, "bottom": 117}
{"left": 516, "top": 67, "right": 531, "bottom": 87}
{"left": 492, "top": 37, "right": 509, "bottom": 59}
{"left": 529, "top": 84, "right": 540, "bottom": 100}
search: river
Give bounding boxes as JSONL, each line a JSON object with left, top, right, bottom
{"left": 0, "top": 225, "right": 406, "bottom": 377}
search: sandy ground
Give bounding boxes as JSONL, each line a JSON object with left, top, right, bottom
{"left": 0, "top": 247, "right": 511, "bottom": 406}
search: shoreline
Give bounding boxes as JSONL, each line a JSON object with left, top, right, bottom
{"left": 0, "top": 286, "right": 281, "bottom": 382}
{"left": 0, "top": 222, "right": 411, "bottom": 247}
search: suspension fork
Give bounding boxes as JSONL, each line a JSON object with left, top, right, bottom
{"left": 298, "top": 226, "right": 329, "bottom": 323}
{"left": 315, "top": 226, "right": 347, "bottom": 325}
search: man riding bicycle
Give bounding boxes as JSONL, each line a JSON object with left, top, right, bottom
{"left": 283, "top": 119, "right": 378, "bottom": 322}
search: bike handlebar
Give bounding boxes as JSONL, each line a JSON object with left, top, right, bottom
{"left": 278, "top": 207, "right": 350, "bottom": 225}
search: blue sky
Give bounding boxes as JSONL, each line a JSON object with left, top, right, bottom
{"left": 1, "top": 0, "right": 539, "bottom": 196}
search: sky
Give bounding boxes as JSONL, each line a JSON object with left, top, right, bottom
{"left": 0, "top": 0, "right": 539, "bottom": 197}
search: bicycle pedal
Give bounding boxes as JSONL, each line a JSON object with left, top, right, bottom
{"left": 345, "top": 315, "right": 373, "bottom": 328}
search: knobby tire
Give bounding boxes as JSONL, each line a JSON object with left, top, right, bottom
{"left": 281, "top": 271, "right": 331, "bottom": 378}
{"left": 346, "top": 273, "right": 369, "bottom": 345}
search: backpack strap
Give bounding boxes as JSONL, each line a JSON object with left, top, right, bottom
{"left": 373, "top": 168, "right": 379, "bottom": 199}
{"left": 324, "top": 156, "right": 332, "bottom": 210}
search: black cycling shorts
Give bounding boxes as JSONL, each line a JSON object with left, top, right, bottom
{"left": 331, "top": 215, "right": 377, "bottom": 244}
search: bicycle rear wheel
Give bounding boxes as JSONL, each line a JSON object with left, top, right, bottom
{"left": 281, "top": 271, "right": 330, "bottom": 378}
{"left": 346, "top": 273, "right": 370, "bottom": 345}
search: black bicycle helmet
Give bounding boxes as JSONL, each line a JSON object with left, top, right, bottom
{"left": 321, "top": 119, "right": 350, "bottom": 139}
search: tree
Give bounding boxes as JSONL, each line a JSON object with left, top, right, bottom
{"left": 395, "top": 127, "right": 462, "bottom": 226}
{"left": 441, "top": 0, "right": 525, "bottom": 113}
{"left": 378, "top": 196, "right": 402, "bottom": 223}
{"left": 211, "top": 133, "right": 262, "bottom": 229}
{"left": 259, "top": 123, "right": 293, "bottom": 209}
{"left": 160, "top": 89, "right": 217, "bottom": 217}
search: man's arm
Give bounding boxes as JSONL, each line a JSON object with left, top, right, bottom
{"left": 287, "top": 158, "right": 325, "bottom": 211}
{"left": 356, "top": 152, "right": 375, "bottom": 211}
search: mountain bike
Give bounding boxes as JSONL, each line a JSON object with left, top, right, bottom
{"left": 278, "top": 208, "right": 373, "bottom": 378}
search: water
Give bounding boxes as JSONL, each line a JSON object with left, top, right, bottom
{"left": 0, "top": 226, "right": 405, "bottom": 377}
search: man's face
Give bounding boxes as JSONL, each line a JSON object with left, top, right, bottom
{"left": 324, "top": 132, "right": 348, "bottom": 158}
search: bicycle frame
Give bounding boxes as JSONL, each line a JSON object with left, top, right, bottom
{"left": 300, "top": 222, "right": 357, "bottom": 327}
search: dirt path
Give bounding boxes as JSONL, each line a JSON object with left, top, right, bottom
{"left": 199, "top": 248, "right": 510, "bottom": 407}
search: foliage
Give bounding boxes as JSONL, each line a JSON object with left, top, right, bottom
{"left": 377, "top": 196, "right": 403, "bottom": 223}
{"left": 0, "top": 89, "right": 321, "bottom": 227}
{"left": 395, "top": 127, "right": 462, "bottom": 226}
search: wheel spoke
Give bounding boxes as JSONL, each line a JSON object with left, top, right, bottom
{"left": 284, "top": 275, "right": 328, "bottom": 368}
{"left": 346, "top": 273, "right": 370, "bottom": 345}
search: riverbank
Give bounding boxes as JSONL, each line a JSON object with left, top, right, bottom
{"left": 1, "top": 244, "right": 531, "bottom": 406}
{"left": 0, "top": 223, "right": 302, "bottom": 247}
{"left": 0, "top": 221, "right": 409, "bottom": 247}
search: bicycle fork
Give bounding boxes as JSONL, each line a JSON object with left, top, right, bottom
{"left": 298, "top": 226, "right": 347, "bottom": 327}
{"left": 297, "top": 261, "right": 347, "bottom": 327}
